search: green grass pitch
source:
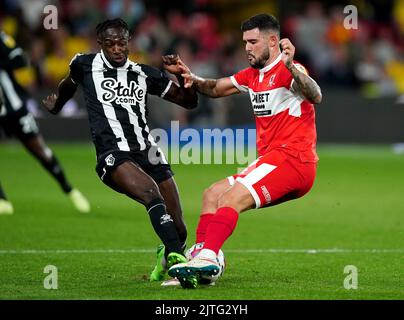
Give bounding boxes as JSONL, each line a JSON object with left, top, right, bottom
{"left": 0, "top": 143, "right": 403, "bottom": 299}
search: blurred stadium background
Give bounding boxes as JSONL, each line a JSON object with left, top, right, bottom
{"left": 1, "top": 0, "right": 403, "bottom": 300}
{"left": 0, "top": 0, "right": 403, "bottom": 142}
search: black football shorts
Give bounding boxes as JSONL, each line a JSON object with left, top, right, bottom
{"left": 0, "top": 109, "right": 39, "bottom": 140}
{"left": 96, "top": 148, "right": 174, "bottom": 191}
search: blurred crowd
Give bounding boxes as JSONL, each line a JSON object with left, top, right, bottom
{"left": 0, "top": 0, "right": 403, "bottom": 122}
{"left": 283, "top": 1, "right": 404, "bottom": 100}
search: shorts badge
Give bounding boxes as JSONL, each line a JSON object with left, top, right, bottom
{"left": 105, "top": 154, "right": 115, "bottom": 166}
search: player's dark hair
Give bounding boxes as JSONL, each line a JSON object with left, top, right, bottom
{"left": 96, "top": 18, "right": 129, "bottom": 38}
{"left": 241, "top": 14, "right": 280, "bottom": 36}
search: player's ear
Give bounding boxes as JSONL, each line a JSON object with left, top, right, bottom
{"left": 269, "top": 33, "right": 278, "bottom": 48}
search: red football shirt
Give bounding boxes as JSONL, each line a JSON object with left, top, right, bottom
{"left": 230, "top": 54, "right": 319, "bottom": 163}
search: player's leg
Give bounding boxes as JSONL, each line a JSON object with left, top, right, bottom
{"left": 0, "top": 118, "right": 15, "bottom": 214}
{"left": 194, "top": 152, "right": 290, "bottom": 261}
{"left": 168, "top": 181, "right": 254, "bottom": 286}
{"left": 162, "top": 179, "right": 232, "bottom": 286}
{"left": 0, "top": 181, "right": 14, "bottom": 215}
{"left": 21, "top": 135, "right": 71, "bottom": 192}
{"left": 170, "top": 150, "right": 317, "bottom": 288}
{"left": 149, "top": 177, "right": 187, "bottom": 281}
{"left": 158, "top": 177, "right": 187, "bottom": 248}
{"left": 20, "top": 134, "right": 90, "bottom": 213}
{"left": 164, "top": 179, "right": 233, "bottom": 285}
{"left": 200, "top": 154, "right": 316, "bottom": 257}
{"left": 13, "top": 111, "right": 89, "bottom": 212}
{"left": 194, "top": 168, "right": 258, "bottom": 244}
{"left": 195, "top": 178, "right": 232, "bottom": 243}
{"left": 109, "top": 161, "right": 186, "bottom": 266}
{"left": 200, "top": 181, "right": 254, "bottom": 255}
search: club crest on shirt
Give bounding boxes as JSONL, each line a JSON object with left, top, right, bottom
{"left": 269, "top": 74, "right": 276, "bottom": 87}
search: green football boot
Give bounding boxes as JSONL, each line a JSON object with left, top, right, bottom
{"left": 166, "top": 252, "right": 187, "bottom": 268}
{"left": 150, "top": 244, "right": 167, "bottom": 281}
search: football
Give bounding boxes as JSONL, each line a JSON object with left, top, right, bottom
{"left": 185, "top": 242, "right": 226, "bottom": 284}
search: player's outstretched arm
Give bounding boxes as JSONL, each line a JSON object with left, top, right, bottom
{"left": 177, "top": 59, "right": 239, "bottom": 98}
{"left": 280, "top": 38, "right": 322, "bottom": 104}
{"left": 42, "top": 75, "right": 78, "bottom": 114}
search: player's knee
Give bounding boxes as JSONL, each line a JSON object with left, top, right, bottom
{"left": 202, "top": 184, "right": 222, "bottom": 206}
{"left": 140, "top": 185, "right": 163, "bottom": 205}
{"left": 217, "top": 191, "right": 236, "bottom": 208}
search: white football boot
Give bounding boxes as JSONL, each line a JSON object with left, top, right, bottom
{"left": 168, "top": 256, "right": 220, "bottom": 289}
{"left": 0, "top": 199, "right": 14, "bottom": 215}
{"left": 68, "top": 189, "right": 91, "bottom": 213}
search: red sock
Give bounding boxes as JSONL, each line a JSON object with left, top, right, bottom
{"left": 203, "top": 207, "right": 239, "bottom": 254}
{"left": 195, "top": 213, "right": 214, "bottom": 243}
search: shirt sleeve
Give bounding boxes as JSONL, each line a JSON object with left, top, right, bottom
{"left": 142, "top": 64, "right": 172, "bottom": 97}
{"left": 0, "top": 32, "right": 25, "bottom": 68}
{"left": 69, "top": 54, "right": 84, "bottom": 84}
{"left": 230, "top": 67, "right": 251, "bottom": 93}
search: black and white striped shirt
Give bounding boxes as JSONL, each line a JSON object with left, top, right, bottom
{"left": 70, "top": 51, "right": 172, "bottom": 158}
{"left": 0, "top": 32, "right": 29, "bottom": 117}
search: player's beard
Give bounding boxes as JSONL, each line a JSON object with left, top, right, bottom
{"left": 249, "top": 47, "right": 270, "bottom": 69}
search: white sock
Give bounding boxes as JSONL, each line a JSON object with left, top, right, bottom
{"left": 198, "top": 249, "right": 217, "bottom": 261}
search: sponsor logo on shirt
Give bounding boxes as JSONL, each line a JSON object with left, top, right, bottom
{"left": 250, "top": 91, "right": 272, "bottom": 116}
{"left": 100, "top": 78, "right": 145, "bottom": 104}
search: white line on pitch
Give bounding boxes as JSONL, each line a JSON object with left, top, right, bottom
{"left": 0, "top": 248, "right": 403, "bottom": 254}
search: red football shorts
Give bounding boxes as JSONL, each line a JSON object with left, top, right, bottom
{"left": 228, "top": 149, "right": 317, "bottom": 208}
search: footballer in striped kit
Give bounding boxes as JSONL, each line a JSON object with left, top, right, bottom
{"left": 43, "top": 18, "right": 198, "bottom": 282}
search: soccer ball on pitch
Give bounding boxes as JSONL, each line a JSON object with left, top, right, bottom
{"left": 185, "top": 242, "right": 226, "bottom": 284}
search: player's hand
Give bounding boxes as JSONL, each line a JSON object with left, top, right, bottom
{"left": 42, "top": 94, "right": 57, "bottom": 113}
{"left": 280, "top": 38, "right": 295, "bottom": 69}
{"left": 162, "top": 54, "right": 183, "bottom": 75}
{"left": 162, "top": 55, "right": 194, "bottom": 88}
{"left": 177, "top": 60, "right": 194, "bottom": 89}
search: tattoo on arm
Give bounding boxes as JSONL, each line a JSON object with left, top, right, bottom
{"left": 192, "top": 74, "right": 219, "bottom": 98}
{"left": 289, "top": 65, "right": 322, "bottom": 104}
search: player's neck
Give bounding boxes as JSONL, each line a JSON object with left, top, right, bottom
{"left": 263, "top": 51, "right": 281, "bottom": 68}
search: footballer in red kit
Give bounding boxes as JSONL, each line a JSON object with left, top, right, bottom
{"left": 229, "top": 54, "right": 318, "bottom": 208}
{"left": 167, "top": 13, "right": 323, "bottom": 288}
